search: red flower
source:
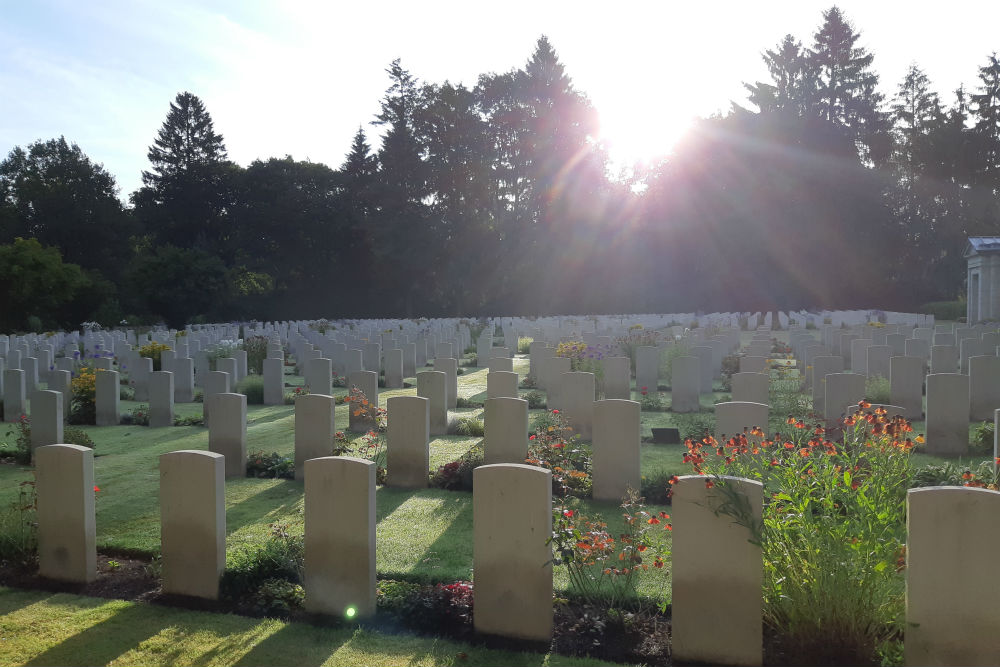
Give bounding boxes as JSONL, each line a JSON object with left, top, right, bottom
{"left": 563, "top": 509, "right": 574, "bottom": 517}
{"left": 529, "top": 435, "right": 536, "bottom": 440}
{"left": 94, "top": 486, "right": 101, "bottom": 493}
{"left": 704, "top": 479, "right": 715, "bottom": 489}
{"left": 552, "top": 409, "right": 559, "bottom": 414}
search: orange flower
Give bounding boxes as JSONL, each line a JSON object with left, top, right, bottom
{"left": 915, "top": 435, "right": 925, "bottom": 444}
{"left": 786, "top": 415, "right": 795, "bottom": 425}
{"left": 647, "top": 517, "right": 660, "bottom": 525}
{"left": 783, "top": 441, "right": 795, "bottom": 449}
{"left": 668, "top": 475, "right": 679, "bottom": 485}
{"left": 704, "top": 479, "right": 715, "bottom": 489}
{"left": 798, "top": 448, "right": 810, "bottom": 458}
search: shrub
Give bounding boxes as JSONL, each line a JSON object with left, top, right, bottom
{"left": 138, "top": 341, "right": 171, "bottom": 371}
{"left": 243, "top": 336, "right": 269, "bottom": 375}
{"left": 2, "top": 415, "right": 32, "bottom": 464}
{"left": 68, "top": 366, "right": 98, "bottom": 425}
{"left": 637, "top": 386, "right": 666, "bottom": 412}
{"left": 970, "top": 420, "right": 994, "bottom": 456}
{"left": 689, "top": 405, "right": 918, "bottom": 665}
{"left": 250, "top": 578, "right": 305, "bottom": 618}
{"left": 524, "top": 390, "right": 546, "bottom": 409}
{"left": 526, "top": 410, "right": 592, "bottom": 498}
{"left": 173, "top": 414, "right": 204, "bottom": 426}
{"left": 550, "top": 489, "right": 670, "bottom": 610}
{"left": 670, "top": 412, "right": 716, "bottom": 442}
{"left": 517, "top": 337, "right": 533, "bottom": 354}
{"left": 247, "top": 450, "right": 294, "bottom": 479}
{"left": 429, "top": 445, "right": 484, "bottom": 491}
{"left": 0, "top": 478, "right": 37, "bottom": 566}
{"left": 236, "top": 375, "right": 264, "bottom": 405}
{"left": 659, "top": 343, "right": 691, "bottom": 386}
{"left": 207, "top": 342, "right": 239, "bottom": 372}
{"left": 865, "top": 375, "right": 891, "bottom": 405}
{"left": 283, "top": 386, "right": 309, "bottom": 404}
{"left": 616, "top": 329, "right": 662, "bottom": 372}
{"left": 639, "top": 470, "right": 676, "bottom": 505}
{"left": 220, "top": 523, "right": 304, "bottom": 614}
{"left": 455, "top": 397, "right": 483, "bottom": 409}
{"left": 120, "top": 404, "right": 150, "bottom": 426}
{"left": 919, "top": 300, "right": 964, "bottom": 321}
{"left": 450, "top": 415, "right": 485, "bottom": 437}
{"left": 63, "top": 426, "right": 95, "bottom": 449}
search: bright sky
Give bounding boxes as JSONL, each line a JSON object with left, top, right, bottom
{"left": 2, "top": 0, "right": 998, "bottom": 199}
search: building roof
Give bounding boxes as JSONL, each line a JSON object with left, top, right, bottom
{"left": 965, "top": 237, "right": 1000, "bottom": 257}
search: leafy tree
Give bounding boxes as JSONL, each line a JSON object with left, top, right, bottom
{"left": 133, "top": 91, "right": 238, "bottom": 258}
{"left": 0, "top": 137, "right": 133, "bottom": 281}
{"left": 0, "top": 238, "right": 90, "bottom": 331}
{"left": 125, "top": 245, "right": 231, "bottom": 328}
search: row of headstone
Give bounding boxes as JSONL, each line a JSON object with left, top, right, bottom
{"left": 33, "top": 442, "right": 997, "bottom": 663}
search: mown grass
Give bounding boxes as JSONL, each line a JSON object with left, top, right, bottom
{"left": 0, "top": 587, "right": 620, "bottom": 667}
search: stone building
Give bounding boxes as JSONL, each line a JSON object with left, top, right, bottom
{"left": 964, "top": 237, "right": 1000, "bottom": 322}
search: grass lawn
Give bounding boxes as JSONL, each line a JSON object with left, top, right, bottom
{"left": 0, "top": 587, "right": 621, "bottom": 667}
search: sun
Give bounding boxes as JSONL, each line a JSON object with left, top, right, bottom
{"left": 595, "top": 100, "right": 695, "bottom": 169}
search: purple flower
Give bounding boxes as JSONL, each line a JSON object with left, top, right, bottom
{"left": 73, "top": 351, "right": 80, "bottom": 358}
{"left": 49, "top": 365, "right": 54, "bottom": 371}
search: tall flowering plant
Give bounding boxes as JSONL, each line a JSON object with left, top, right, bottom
{"left": 555, "top": 341, "right": 612, "bottom": 398}
{"left": 683, "top": 403, "right": 919, "bottom": 664}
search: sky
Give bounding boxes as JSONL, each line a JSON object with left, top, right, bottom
{"left": 2, "top": 0, "right": 999, "bottom": 200}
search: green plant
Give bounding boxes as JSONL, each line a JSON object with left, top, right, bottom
{"left": 68, "top": 366, "right": 98, "bottom": 425}
{"left": 637, "top": 386, "right": 665, "bottom": 412}
{"left": 688, "top": 405, "right": 918, "bottom": 665}
{"left": 919, "top": 300, "right": 964, "bottom": 321}
{"left": 63, "top": 426, "right": 95, "bottom": 449}
{"left": 616, "top": 329, "right": 662, "bottom": 372}
{"left": 246, "top": 450, "right": 294, "bottom": 479}
{"left": 659, "top": 343, "right": 691, "bottom": 386}
{"left": 2, "top": 414, "right": 32, "bottom": 464}
{"left": 252, "top": 578, "right": 305, "bottom": 617}
{"left": 236, "top": 375, "right": 264, "bottom": 405}
{"left": 767, "top": 363, "right": 812, "bottom": 431}
{"left": 865, "top": 374, "right": 891, "bottom": 405}
{"left": 172, "top": 414, "right": 204, "bottom": 427}
{"left": 0, "top": 477, "right": 37, "bottom": 566}
{"left": 670, "top": 412, "right": 716, "bottom": 442}
{"left": 243, "top": 336, "right": 269, "bottom": 375}
{"left": 429, "top": 445, "right": 484, "bottom": 491}
{"left": 455, "top": 397, "right": 482, "bottom": 409}
{"left": 121, "top": 404, "right": 150, "bottom": 426}
{"left": 138, "top": 341, "right": 171, "bottom": 371}
{"left": 344, "top": 387, "right": 387, "bottom": 481}
{"left": 207, "top": 342, "right": 239, "bottom": 372}
{"left": 524, "top": 390, "right": 546, "bottom": 409}
{"left": 451, "top": 415, "right": 485, "bottom": 437}
{"left": 526, "top": 410, "right": 592, "bottom": 498}
{"left": 107, "top": 559, "right": 121, "bottom": 570}
{"left": 970, "top": 420, "right": 994, "bottom": 456}
{"left": 221, "top": 522, "right": 304, "bottom": 603}
{"left": 517, "top": 337, "right": 533, "bottom": 354}
{"left": 549, "top": 489, "right": 670, "bottom": 611}
{"left": 283, "top": 386, "right": 309, "bottom": 404}
{"left": 639, "top": 471, "right": 676, "bottom": 505}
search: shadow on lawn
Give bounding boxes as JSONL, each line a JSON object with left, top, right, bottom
{"left": 25, "top": 602, "right": 164, "bottom": 667}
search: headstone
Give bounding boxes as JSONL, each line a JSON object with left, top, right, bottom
{"left": 304, "top": 456, "right": 376, "bottom": 617}
{"left": 672, "top": 475, "right": 763, "bottom": 666}
{"left": 294, "top": 394, "right": 336, "bottom": 480}
{"left": 905, "top": 338, "right": 930, "bottom": 364}
{"left": 486, "top": 370, "right": 519, "bottom": 399}
{"left": 208, "top": 393, "right": 247, "bottom": 478}
{"left": 133, "top": 356, "right": 152, "bottom": 402}
{"left": 234, "top": 350, "right": 248, "bottom": 382}
{"left": 969, "top": 355, "right": 1000, "bottom": 421}
{"left": 436, "top": 357, "right": 458, "bottom": 410}
{"left": 739, "top": 356, "right": 767, "bottom": 374}
{"left": 850, "top": 338, "right": 873, "bottom": 374}
{"left": 36, "top": 444, "right": 96, "bottom": 583}
{"left": 824, "top": 373, "right": 865, "bottom": 424}
{"left": 149, "top": 371, "right": 174, "bottom": 428}
{"left": 305, "top": 357, "right": 333, "bottom": 396}
{"left": 386, "top": 396, "right": 429, "bottom": 488}
{"left": 671, "top": 356, "right": 701, "bottom": 413}
{"left": 50, "top": 369, "right": 71, "bottom": 419}
{"left": 384, "top": 349, "right": 403, "bottom": 389}
{"left": 203, "top": 370, "right": 230, "bottom": 428}
{"left": 96, "top": 369, "right": 120, "bottom": 426}
{"left": 484, "top": 397, "right": 529, "bottom": 465}
{"left": 811, "top": 356, "right": 845, "bottom": 412}
{"left": 591, "top": 399, "right": 640, "bottom": 502}
{"left": 866, "top": 345, "right": 891, "bottom": 379}
{"left": 160, "top": 450, "right": 225, "bottom": 599}
{"left": 541, "top": 357, "right": 570, "bottom": 405}
{"left": 487, "top": 357, "right": 513, "bottom": 373}
{"left": 603, "top": 356, "right": 630, "bottom": 400}
{"left": 3, "top": 368, "right": 26, "bottom": 423}
{"left": 925, "top": 373, "right": 970, "bottom": 456}
{"left": 344, "top": 349, "right": 363, "bottom": 377}
{"left": 30, "top": 390, "right": 63, "bottom": 456}
{"left": 402, "top": 342, "right": 417, "bottom": 378}
{"left": 417, "top": 371, "right": 448, "bottom": 436}
{"left": 173, "top": 357, "right": 194, "bottom": 403}
{"left": 263, "top": 357, "right": 283, "bottom": 406}
{"left": 692, "top": 346, "right": 714, "bottom": 394}
{"left": 635, "top": 346, "right": 660, "bottom": 396}
{"left": 889, "top": 356, "right": 924, "bottom": 419}
{"left": 473, "top": 464, "right": 552, "bottom": 642}
{"left": 217, "top": 357, "right": 238, "bottom": 383}
{"left": 22, "top": 356, "right": 38, "bottom": 393}
{"left": 905, "top": 486, "right": 1000, "bottom": 665}
{"left": 731, "top": 372, "right": 768, "bottom": 405}
{"left": 715, "top": 401, "right": 768, "bottom": 444}
{"left": 561, "top": 372, "right": 595, "bottom": 440}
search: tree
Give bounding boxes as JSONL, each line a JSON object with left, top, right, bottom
{"left": 890, "top": 64, "right": 942, "bottom": 187}
{"left": 125, "top": 245, "right": 231, "bottom": 328}
{"left": 0, "top": 137, "right": 133, "bottom": 281}
{"left": 745, "top": 35, "right": 818, "bottom": 116}
{"left": 133, "top": 92, "right": 237, "bottom": 258}
{"left": 0, "top": 238, "right": 90, "bottom": 331}
{"left": 970, "top": 53, "right": 1000, "bottom": 189}
{"left": 810, "top": 7, "right": 890, "bottom": 163}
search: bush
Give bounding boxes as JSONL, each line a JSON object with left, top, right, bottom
{"left": 173, "top": 414, "right": 204, "bottom": 426}
{"left": 2, "top": 416, "right": 32, "bottom": 464}
{"left": 670, "top": 412, "right": 716, "bottom": 442}
{"left": 637, "top": 386, "right": 666, "bottom": 412}
{"left": 243, "top": 336, "right": 269, "bottom": 375}
{"left": 970, "top": 420, "right": 994, "bottom": 456}
{"left": 68, "top": 366, "right": 98, "bottom": 425}
{"left": 524, "top": 390, "right": 546, "bottom": 409}
{"left": 865, "top": 375, "right": 891, "bottom": 405}
{"left": 63, "top": 426, "right": 95, "bottom": 449}
{"left": 429, "top": 445, "right": 484, "bottom": 491}
{"left": 527, "top": 410, "right": 592, "bottom": 498}
{"left": 247, "top": 450, "right": 294, "bottom": 479}
{"left": 659, "top": 343, "right": 691, "bottom": 386}
{"left": 640, "top": 470, "right": 676, "bottom": 505}
{"left": 455, "top": 397, "right": 483, "bottom": 409}
{"left": 517, "top": 337, "right": 533, "bottom": 354}
{"left": 236, "top": 375, "right": 264, "bottom": 405}
{"left": 138, "top": 341, "right": 171, "bottom": 371}
{"left": 120, "top": 404, "right": 150, "bottom": 426}
{"left": 0, "top": 479, "right": 37, "bottom": 566}
{"left": 919, "top": 300, "right": 964, "bottom": 321}
{"left": 450, "top": 415, "right": 485, "bottom": 437}
{"left": 220, "top": 523, "right": 304, "bottom": 615}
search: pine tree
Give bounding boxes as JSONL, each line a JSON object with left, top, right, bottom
{"left": 745, "top": 35, "right": 818, "bottom": 116}
{"left": 142, "top": 91, "right": 227, "bottom": 189}
{"left": 970, "top": 53, "right": 1000, "bottom": 188}
{"left": 890, "top": 64, "right": 942, "bottom": 186}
